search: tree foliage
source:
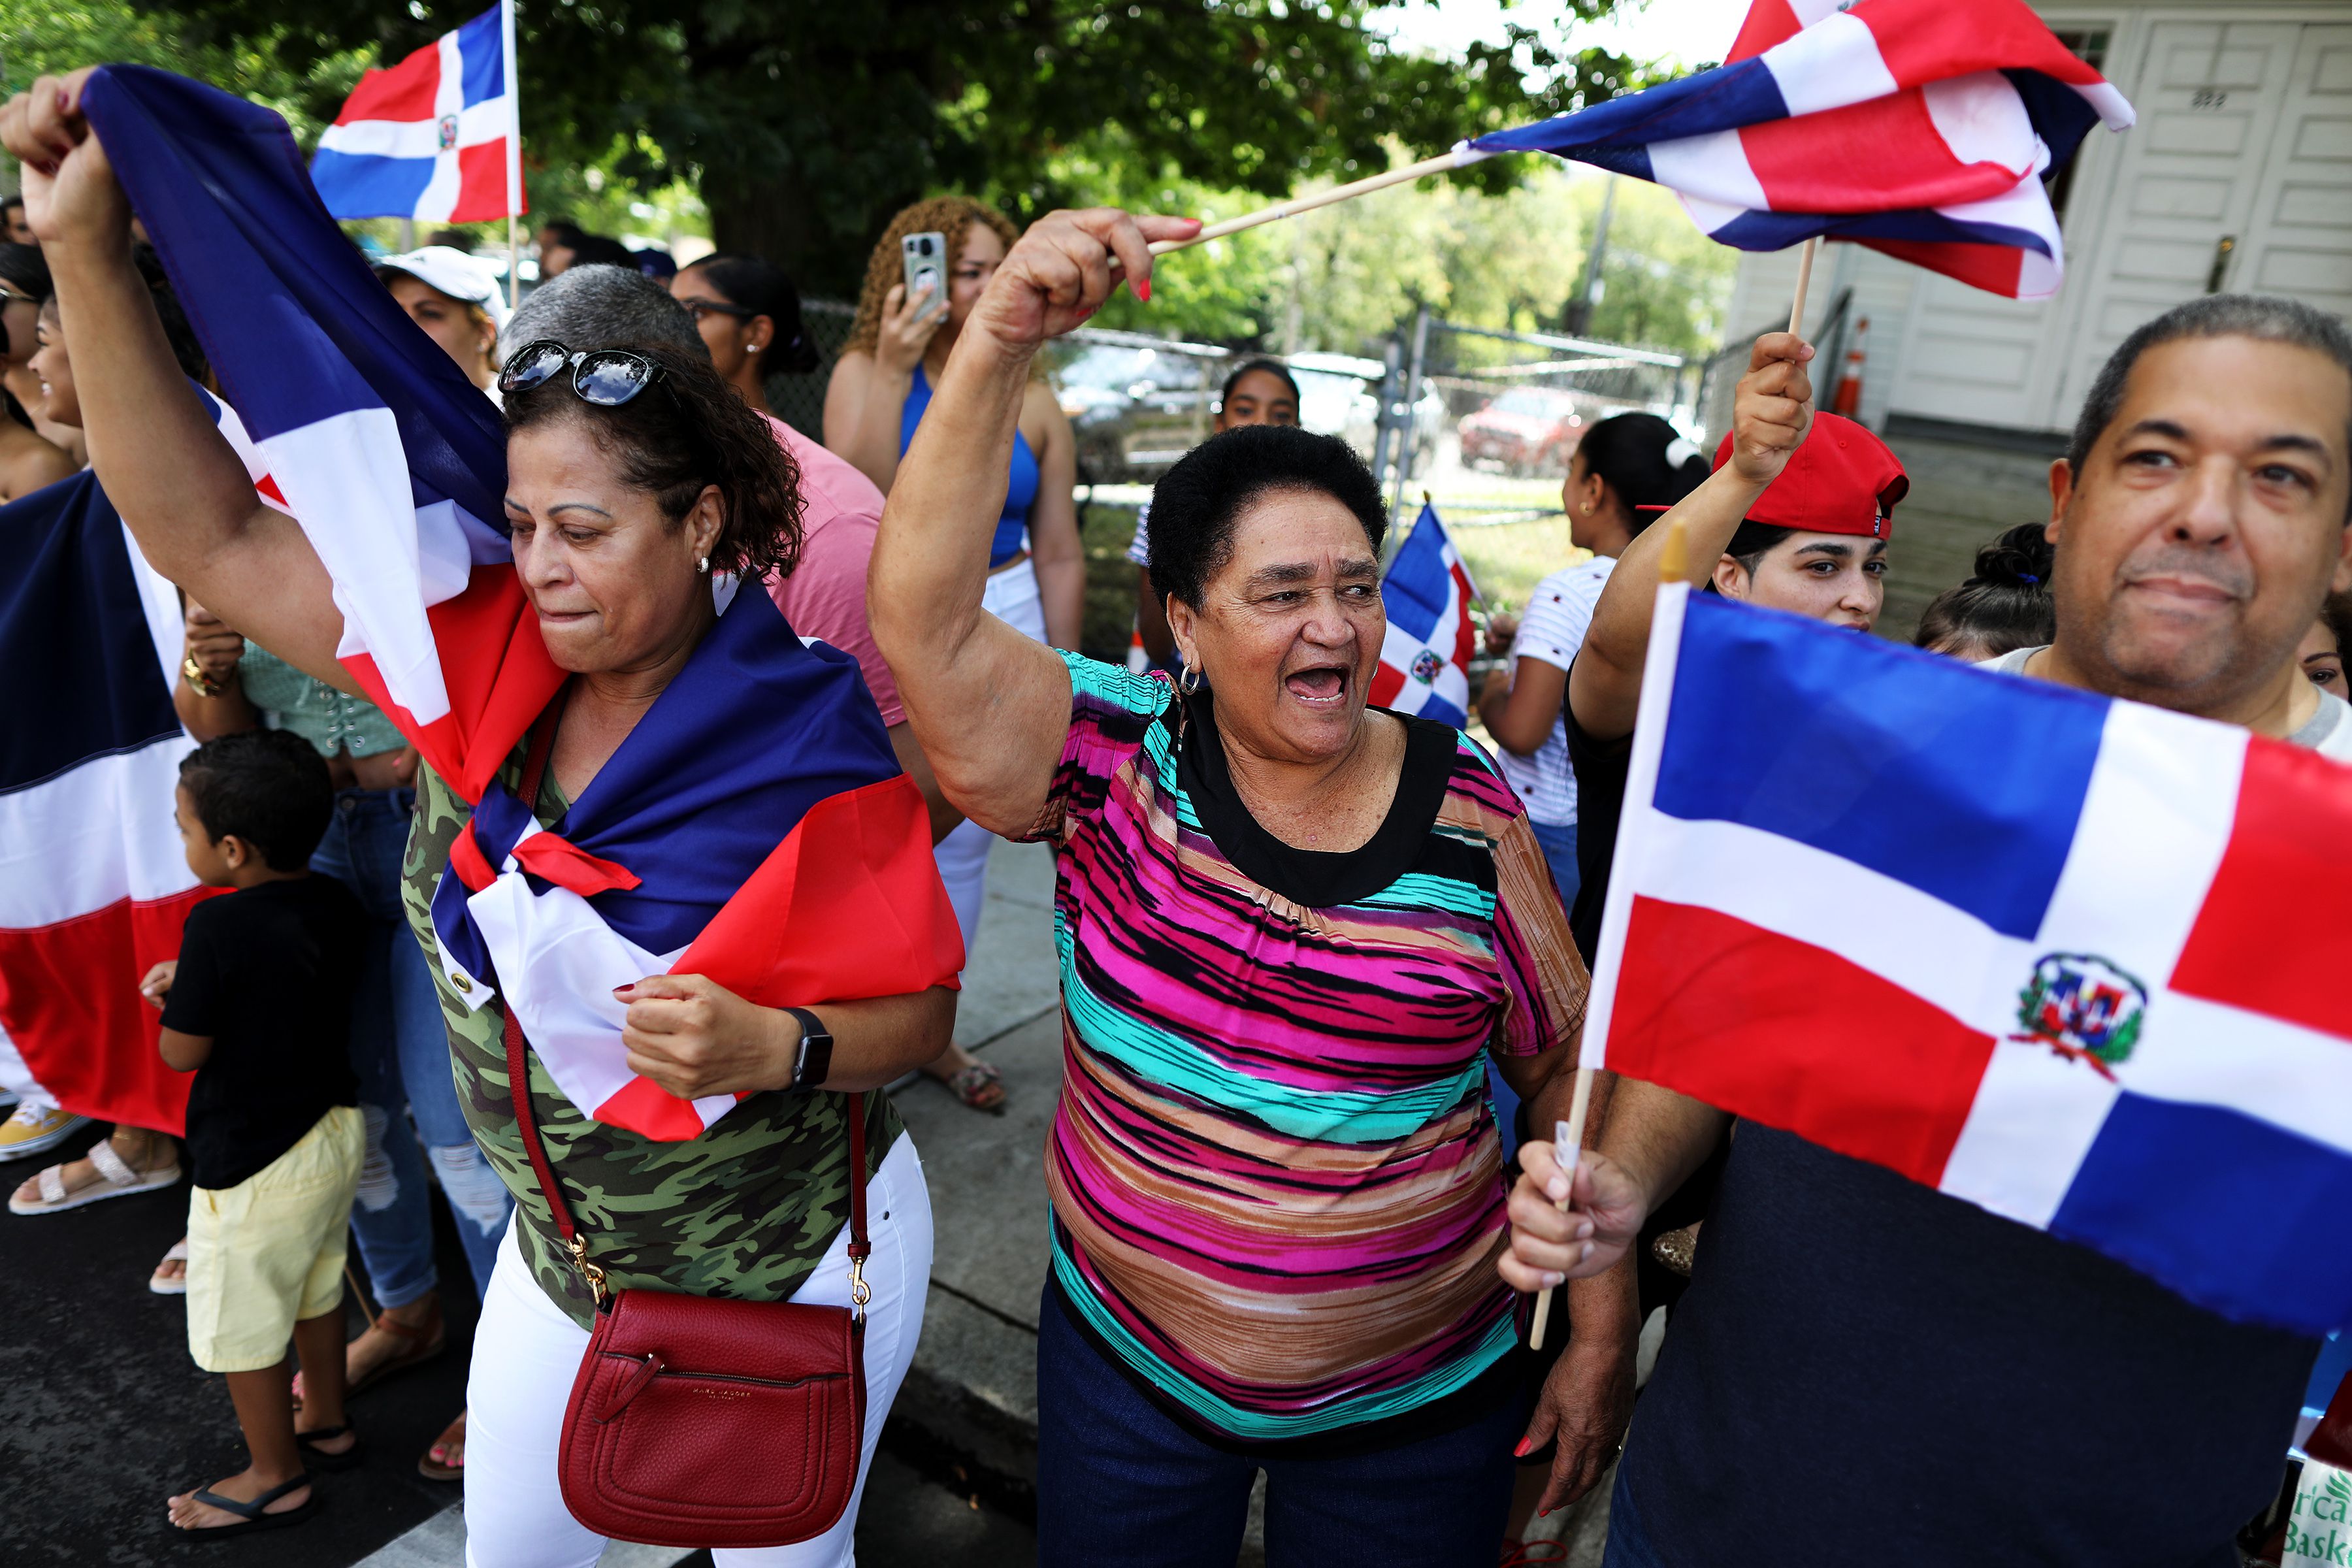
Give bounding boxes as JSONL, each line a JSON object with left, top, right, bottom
{"left": 119, "top": 0, "right": 1654, "bottom": 295}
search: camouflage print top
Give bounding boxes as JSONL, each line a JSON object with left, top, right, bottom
{"left": 400, "top": 747, "right": 903, "bottom": 1330}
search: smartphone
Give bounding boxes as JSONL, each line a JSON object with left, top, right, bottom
{"left": 902, "top": 231, "right": 948, "bottom": 325}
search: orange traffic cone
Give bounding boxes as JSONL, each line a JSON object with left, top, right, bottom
{"left": 1833, "top": 317, "right": 1869, "bottom": 417}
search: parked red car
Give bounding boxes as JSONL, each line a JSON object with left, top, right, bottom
{"left": 1457, "top": 387, "right": 1585, "bottom": 476}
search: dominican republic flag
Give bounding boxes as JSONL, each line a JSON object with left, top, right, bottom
{"left": 1585, "top": 584, "right": 2352, "bottom": 1337}
{"left": 310, "top": 1, "right": 524, "bottom": 225}
{"left": 0, "top": 472, "right": 212, "bottom": 1135}
{"left": 1469, "top": 0, "right": 2134, "bottom": 300}
{"left": 1371, "top": 503, "right": 1479, "bottom": 729}
{"left": 84, "top": 65, "right": 962, "bottom": 1141}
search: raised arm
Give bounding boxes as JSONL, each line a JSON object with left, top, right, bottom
{"left": 3, "top": 69, "right": 350, "bottom": 691}
{"left": 869, "top": 208, "right": 1197, "bottom": 836}
{"left": 1566, "top": 333, "right": 1814, "bottom": 743}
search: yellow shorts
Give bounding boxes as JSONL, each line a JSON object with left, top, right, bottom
{"left": 186, "top": 1105, "right": 365, "bottom": 1374}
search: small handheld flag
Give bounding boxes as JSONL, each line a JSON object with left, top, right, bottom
{"left": 1469, "top": 0, "right": 2134, "bottom": 301}
{"left": 311, "top": 1, "right": 524, "bottom": 225}
{"left": 1584, "top": 583, "right": 2352, "bottom": 1336}
{"left": 1371, "top": 502, "right": 1479, "bottom": 730}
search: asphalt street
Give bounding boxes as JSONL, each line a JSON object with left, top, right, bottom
{"left": 0, "top": 1117, "right": 1036, "bottom": 1566}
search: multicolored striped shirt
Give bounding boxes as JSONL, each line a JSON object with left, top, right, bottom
{"left": 1024, "top": 651, "right": 1588, "bottom": 1447}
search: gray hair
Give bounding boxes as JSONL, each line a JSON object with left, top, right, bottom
{"left": 2067, "top": 296, "right": 2352, "bottom": 497}
{"left": 500, "top": 263, "right": 707, "bottom": 365}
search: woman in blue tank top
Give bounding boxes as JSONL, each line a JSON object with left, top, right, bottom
{"left": 825, "top": 197, "right": 1083, "bottom": 1114}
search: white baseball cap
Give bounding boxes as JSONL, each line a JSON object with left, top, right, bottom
{"left": 376, "top": 245, "right": 509, "bottom": 328}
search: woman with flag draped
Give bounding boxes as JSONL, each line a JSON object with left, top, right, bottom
{"left": 871, "top": 205, "right": 1599, "bottom": 1565}
{"left": 7, "top": 66, "right": 962, "bottom": 1560}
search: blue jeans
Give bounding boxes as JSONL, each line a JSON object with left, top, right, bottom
{"left": 1529, "top": 818, "right": 1580, "bottom": 911}
{"left": 1599, "top": 1461, "right": 1666, "bottom": 1568}
{"left": 311, "top": 787, "right": 510, "bottom": 1307}
{"left": 1036, "top": 1284, "right": 1524, "bottom": 1567}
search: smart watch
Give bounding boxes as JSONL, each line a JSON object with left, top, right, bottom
{"left": 785, "top": 1006, "right": 834, "bottom": 1091}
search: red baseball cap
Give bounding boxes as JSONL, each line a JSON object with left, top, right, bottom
{"left": 1637, "top": 412, "right": 1908, "bottom": 540}
{"left": 1719, "top": 412, "right": 1907, "bottom": 539}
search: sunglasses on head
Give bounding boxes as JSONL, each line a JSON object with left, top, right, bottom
{"left": 497, "top": 340, "right": 668, "bottom": 406}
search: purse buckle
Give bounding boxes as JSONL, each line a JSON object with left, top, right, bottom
{"left": 570, "top": 1233, "right": 612, "bottom": 1308}
{"left": 847, "top": 1244, "right": 872, "bottom": 1319}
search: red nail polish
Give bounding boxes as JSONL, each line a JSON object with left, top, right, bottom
{"left": 1135, "top": 278, "right": 1151, "bottom": 303}
{"left": 1512, "top": 1437, "right": 1534, "bottom": 1458}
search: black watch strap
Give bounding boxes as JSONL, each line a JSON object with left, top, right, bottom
{"left": 785, "top": 1005, "right": 834, "bottom": 1090}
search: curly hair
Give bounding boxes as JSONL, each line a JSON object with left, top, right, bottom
{"left": 502, "top": 339, "right": 805, "bottom": 581}
{"left": 845, "top": 197, "right": 1021, "bottom": 358}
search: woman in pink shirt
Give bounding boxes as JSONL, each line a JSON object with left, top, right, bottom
{"left": 672, "top": 255, "right": 1005, "bottom": 1111}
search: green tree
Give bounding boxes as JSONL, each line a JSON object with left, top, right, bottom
{"left": 125, "top": 0, "right": 1649, "bottom": 295}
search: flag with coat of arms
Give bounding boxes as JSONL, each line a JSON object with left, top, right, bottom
{"left": 310, "top": 1, "right": 525, "bottom": 224}
{"left": 1371, "top": 502, "right": 1478, "bottom": 730}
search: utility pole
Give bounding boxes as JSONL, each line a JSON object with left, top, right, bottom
{"left": 1564, "top": 174, "right": 1618, "bottom": 336}
{"left": 1388, "top": 302, "right": 1431, "bottom": 523}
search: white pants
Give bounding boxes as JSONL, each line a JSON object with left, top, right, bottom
{"left": 935, "top": 560, "right": 1049, "bottom": 966}
{"left": 462, "top": 1134, "right": 934, "bottom": 1568}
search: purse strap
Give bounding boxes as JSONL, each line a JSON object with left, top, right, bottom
{"left": 493, "top": 696, "right": 872, "bottom": 1313}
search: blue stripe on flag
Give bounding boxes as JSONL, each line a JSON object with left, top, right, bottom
{"left": 308, "top": 148, "right": 438, "bottom": 223}
{"left": 2051, "top": 1094, "right": 2352, "bottom": 1337}
{"left": 457, "top": 6, "right": 505, "bottom": 109}
{"left": 1654, "top": 595, "right": 2107, "bottom": 939}
{"left": 1380, "top": 504, "right": 1450, "bottom": 645}
{"left": 1707, "top": 204, "right": 2054, "bottom": 259}
{"left": 1470, "top": 57, "right": 1789, "bottom": 157}
{"left": 2002, "top": 69, "right": 2103, "bottom": 168}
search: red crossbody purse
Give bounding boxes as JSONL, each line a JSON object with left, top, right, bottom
{"left": 496, "top": 706, "right": 872, "bottom": 1549}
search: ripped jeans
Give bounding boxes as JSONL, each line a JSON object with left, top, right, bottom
{"left": 313, "top": 787, "right": 512, "bottom": 1309}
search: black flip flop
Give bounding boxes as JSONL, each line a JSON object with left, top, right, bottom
{"left": 297, "top": 1424, "right": 365, "bottom": 1473}
{"left": 171, "top": 1472, "right": 317, "bottom": 1541}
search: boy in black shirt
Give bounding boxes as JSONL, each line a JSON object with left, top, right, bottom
{"left": 140, "top": 730, "right": 367, "bottom": 1537}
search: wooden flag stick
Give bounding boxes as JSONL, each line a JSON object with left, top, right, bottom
{"left": 1527, "top": 508, "right": 1687, "bottom": 1352}
{"left": 1786, "top": 235, "right": 1821, "bottom": 335}
{"left": 1149, "top": 146, "right": 1496, "bottom": 257}
{"left": 1527, "top": 1066, "right": 1596, "bottom": 1351}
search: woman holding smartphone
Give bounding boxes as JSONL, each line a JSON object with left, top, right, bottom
{"left": 824, "top": 197, "right": 1083, "bottom": 1113}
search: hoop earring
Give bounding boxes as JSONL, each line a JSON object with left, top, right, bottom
{"left": 1178, "top": 661, "right": 1203, "bottom": 696}
{"left": 698, "top": 555, "right": 710, "bottom": 574}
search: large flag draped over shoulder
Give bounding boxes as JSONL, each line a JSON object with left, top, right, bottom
{"left": 1470, "top": 0, "right": 2134, "bottom": 300}
{"left": 1371, "top": 502, "right": 1478, "bottom": 729}
{"left": 0, "top": 472, "right": 211, "bottom": 1134}
{"left": 82, "top": 65, "right": 964, "bottom": 1141}
{"left": 1585, "top": 585, "right": 2352, "bottom": 1337}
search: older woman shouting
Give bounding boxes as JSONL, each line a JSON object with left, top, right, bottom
{"left": 871, "top": 208, "right": 1597, "bottom": 1566}
{"left": 10, "top": 69, "right": 956, "bottom": 1563}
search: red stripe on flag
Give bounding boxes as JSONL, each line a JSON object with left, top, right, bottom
{"left": 1741, "top": 97, "right": 2029, "bottom": 214}
{"left": 593, "top": 1075, "right": 715, "bottom": 1142}
{"left": 448, "top": 819, "right": 497, "bottom": 894}
{"left": 340, "top": 561, "right": 564, "bottom": 805}
{"left": 1367, "top": 664, "right": 1405, "bottom": 709}
{"left": 0, "top": 889, "right": 221, "bottom": 1134}
{"left": 1605, "top": 896, "right": 1995, "bottom": 1186}
{"left": 1449, "top": 563, "right": 1478, "bottom": 674}
{"left": 1855, "top": 0, "right": 2103, "bottom": 92}
{"left": 449, "top": 140, "right": 522, "bottom": 223}
{"left": 676, "top": 774, "right": 964, "bottom": 1007}
{"left": 335, "top": 52, "right": 441, "bottom": 127}
{"left": 2170, "top": 737, "right": 2352, "bottom": 1042}
{"left": 1726, "top": 0, "right": 1805, "bottom": 60}
{"left": 510, "top": 832, "right": 643, "bottom": 898}
{"left": 1855, "top": 236, "right": 2028, "bottom": 298}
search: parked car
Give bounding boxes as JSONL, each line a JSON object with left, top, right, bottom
{"left": 1458, "top": 387, "right": 1586, "bottom": 476}
{"left": 1056, "top": 344, "right": 1217, "bottom": 483}
{"left": 1286, "top": 351, "right": 1444, "bottom": 476}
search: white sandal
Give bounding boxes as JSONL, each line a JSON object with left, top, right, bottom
{"left": 7, "top": 1137, "right": 180, "bottom": 1215}
{"left": 150, "top": 1239, "right": 191, "bottom": 1296}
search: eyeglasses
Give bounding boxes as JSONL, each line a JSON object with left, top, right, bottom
{"left": 0, "top": 285, "right": 37, "bottom": 310}
{"left": 678, "top": 297, "right": 757, "bottom": 323}
{"left": 497, "top": 340, "right": 667, "bottom": 406}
